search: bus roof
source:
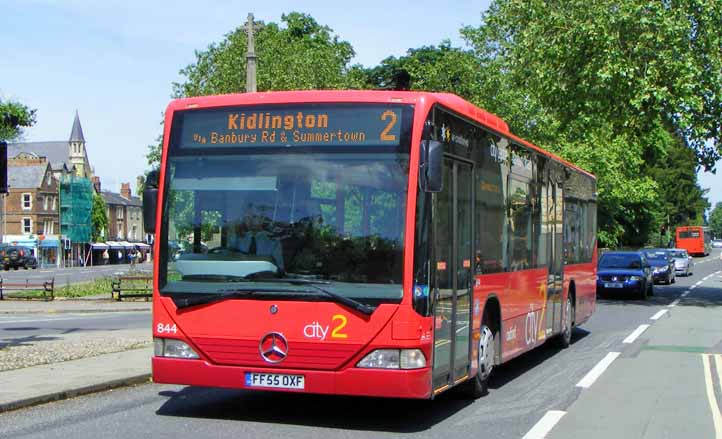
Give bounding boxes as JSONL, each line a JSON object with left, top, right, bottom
{"left": 167, "top": 90, "right": 595, "bottom": 180}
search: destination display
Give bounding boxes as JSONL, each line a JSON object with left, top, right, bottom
{"left": 179, "top": 105, "right": 403, "bottom": 148}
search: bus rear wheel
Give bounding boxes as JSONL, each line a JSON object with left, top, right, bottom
{"left": 460, "top": 323, "right": 495, "bottom": 398}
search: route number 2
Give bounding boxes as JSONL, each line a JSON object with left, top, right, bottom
{"left": 380, "top": 110, "right": 398, "bottom": 142}
{"left": 157, "top": 323, "right": 177, "bottom": 334}
{"left": 331, "top": 314, "right": 348, "bottom": 339}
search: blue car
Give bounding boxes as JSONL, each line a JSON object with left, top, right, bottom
{"left": 642, "top": 249, "right": 676, "bottom": 285}
{"left": 597, "top": 251, "right": 654, "bottom": 300}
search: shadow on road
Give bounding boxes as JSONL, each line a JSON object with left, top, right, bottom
{"left": 156, "top": 386, "right": 473, "bottom": 432}
{"left": 0, "top": 334, "right": 59, "bottom": 349}
{"left": 488, "top": 327, "right": 589, "bottom": 390}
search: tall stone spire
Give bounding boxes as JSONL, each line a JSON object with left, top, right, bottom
{"left": 69, "top": 110, "right": 85, "bottom": 143}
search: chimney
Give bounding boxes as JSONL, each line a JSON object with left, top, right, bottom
{"left": 120, "top": 182, "right": 131, "bottom": 200}
{"left": 92, "top": 176, "right": 101, "bottom": 193}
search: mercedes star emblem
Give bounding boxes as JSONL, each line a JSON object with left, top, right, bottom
{"left": 259, "top": 332, "right": 288, "bottom": 363}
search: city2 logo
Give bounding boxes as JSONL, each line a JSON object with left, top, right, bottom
{"left": 524, "top": 305, "right": 543, "bottom": 346}
{"left": 303, "top": 315, "right": 349, "bottom": 341}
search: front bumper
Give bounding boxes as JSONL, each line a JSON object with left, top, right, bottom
{"left": 596, "top": 280, "right": 643, "bottom": 294}
{"left": 153, "top": 357, "right": 432, "bottom": 399}
{"left": 652, "top": 271, "right": 670, "bottom": 282}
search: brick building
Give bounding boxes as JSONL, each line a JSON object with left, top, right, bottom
{"left": 97, "top": 180, "right": 144, "bottom": 242}
{"left": 2, "top": 156, "right": 61, "bottom": 266}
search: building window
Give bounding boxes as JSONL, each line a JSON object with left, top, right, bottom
{"left": 43, "top": 220, "right": 54, "bottom": 235}
{"left": 52, "top": 196, "right": 57, "bottom": 211}
{"left": 44, "top": 196, "right": 49, "bottom": 210}
{"left": 22, "top": 193, "right": 32, "bottom": 210}
{"left": 117, "top": 207, "right": 124, "bottom": 219}
{"left": 23, "top": 218, "right": 32, "bottom": 234}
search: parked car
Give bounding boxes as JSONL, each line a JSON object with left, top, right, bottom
{"left": 668, "top": 248, "right": 693, "bottom": 277}
{"left": 597, "top": 251, "right": 653, "bottom": 300}
{"left": 712, "top": 239, "right": 722, "bottom": 248}
{"left": 643, "top": 249, "right": 676, "bottom": 284}
{"left": 1, "top": 246, "right": 38, "bottom": 270}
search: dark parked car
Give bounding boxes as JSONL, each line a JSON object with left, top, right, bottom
{"left": 597, "top": 251, "right": 653, "bottom": 300}
{"left": 1, "top": 246, "right": 38, "bottom": 270}
{"left": 643, "top": 249, "right": 676, "bottom": 284}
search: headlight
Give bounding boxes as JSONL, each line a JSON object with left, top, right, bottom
{"left": 629, "top": 276, "right": 641, "bottom": 281}
{"left": 154, "top": 338, "right": 200, "bottom": 359}
{"left": 357, "top": 349, "right": 426, "bottom": 369}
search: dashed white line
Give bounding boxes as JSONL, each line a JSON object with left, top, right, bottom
{"left": 696, "top": 281, "right": 704, "bottom": 286}
{"left": 681, "top": 290, "right": 690, "bottom": 297}
{"left": 576, "top": 352, "right": 621, "bottom": 388}
{"left": 650, "top": 309, "right": 668, "bottom": 320}
{"left": 522, "top": 410, "right": 567, "bottom": 439}
{"left": 623, "top": 324, "right": 651, "bottom": 344}
{"left": 669, "top": 299, "right": 681, "bottom": 308}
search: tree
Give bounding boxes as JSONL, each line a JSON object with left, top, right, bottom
{"left": 0, "top": 98, "right": 36, "bottom": 141}
{"left": 91, "top": 193, "right": 108, "bottom": 242}
{"left": 364, "top": 41, "right": 483, "bottom": 98}
{"left": 173, "top": 12, "right": 363, "bottom": 98}
{"left": 709, "top": 202, "right": 722, "bottom": 239}
{"left": 461, "top": 0, "right": 721, "bottom": 247}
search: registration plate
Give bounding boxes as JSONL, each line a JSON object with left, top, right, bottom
{"left": 604, "top": 282, "right": 624, "bottom": 288}
{"left": 245, "top": 372, "right": 305, "bottom": 390}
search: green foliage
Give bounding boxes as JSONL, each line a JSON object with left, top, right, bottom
{"left": 0, "top": 99, "right": 36, "bottom": 141}
{"left": 460, "top": 0, "right": 720, "bottom": 247}
{"left": 709, "top": 202, "right": 722, "bottom": 239}
{"left": 91, "top": 193, "right": 109, "bottom": 242}
{"left": 364, "top": 41, "right": 483, "bottom": 97}
{"left": 173, "top": 12, "right": 362, "bottom": 97}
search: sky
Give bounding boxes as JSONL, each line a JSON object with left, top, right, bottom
{"left": 2, "top": 0, "right": 720, "bottom": 209}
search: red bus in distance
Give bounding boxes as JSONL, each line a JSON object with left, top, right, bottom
{"left": 675, "top": 226, "right": 710, "bottom": 257}
{"left": 145, "top": 90, "right": 597, "bottom": 399}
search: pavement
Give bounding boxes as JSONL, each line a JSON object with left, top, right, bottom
{"left": 0, "top": 297, "right": 152, "bottom": 413}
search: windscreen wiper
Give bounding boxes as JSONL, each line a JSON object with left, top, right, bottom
{"left": 260, "top": 279, "right": 374, "bottom": 315}
{"left": 172, "top": 288, "right": 298, "bottom": 309}
{"left": 173, "top": 280, "right": 374, "bottom": 315}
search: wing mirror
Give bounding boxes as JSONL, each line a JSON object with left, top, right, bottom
{"left": 419, "top": 139, "right": 443, "bottom": 192}
{"left": 143, "top": 170, "right": 160, "bottom": 234}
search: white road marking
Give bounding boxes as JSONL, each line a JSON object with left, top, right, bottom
{"left": 576, "top": 352, "right": 621, "bottom": 389}
{"left": 522, "top": 410, "right": 567, "bottom": 439}
{"left": 696, "top": 281, "right": 704, "bottom": 286}
{"left": 623, "top": 324, "right": 650, "bottom": 344}
{"left": 650, "top": 309, "right": 668, "bottom": 320}
{"left": 669, "top": 299, "right": 681, "bottom": 308}
{"left": 0, "top": 312, "right": 144, "bottom": 325}
{"left": 682, "top": 290, "right": 690, "bottom": 297}
{"left": 701, "top": 354, "right": 722, "bottom": 439}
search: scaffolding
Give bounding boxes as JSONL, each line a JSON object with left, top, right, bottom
{"left": 60, "top": 176, "right": 92, "bottom": 266}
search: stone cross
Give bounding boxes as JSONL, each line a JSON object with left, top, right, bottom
{"left": 244, "top": 13, "right": 262, "bottom": 93}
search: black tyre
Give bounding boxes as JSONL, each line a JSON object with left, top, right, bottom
{"left": 23, "top": 263, "right": 28, "bottom": 270}
{"left": 13, "top": 266, "right": 18, "bottom": 271}
{"left": 555, "top": 294, "right": 574, "bottom": 348}
{"left": 459, "top": 320, "right": 495, "bottom": 398}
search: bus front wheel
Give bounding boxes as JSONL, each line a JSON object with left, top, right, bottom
{"left": 460, "top": 322, "right": 495, "bottom": 398}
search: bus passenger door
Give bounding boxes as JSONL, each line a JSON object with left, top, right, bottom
{"left": 432, "top": 157, "right": 473, "bottom": 391}
{"left": 546, "top": 177, "right": 564, "bottom": 335}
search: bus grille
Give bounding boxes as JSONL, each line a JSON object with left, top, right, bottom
{"left": 192, "top": 337, "right": 363, "bottom": 370}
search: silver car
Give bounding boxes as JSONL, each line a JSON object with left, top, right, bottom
{"left": 669, "top": 248, "right": 693, "bottom": 276}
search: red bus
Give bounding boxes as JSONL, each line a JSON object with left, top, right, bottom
{"left": 675, "top": 226, "right": 710, "bottom": 256}
{"left": 144, "top": 91, "right": 597, "bottom": 399}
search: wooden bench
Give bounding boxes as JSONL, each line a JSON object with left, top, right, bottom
{"left": 111, "top": 276, "right": 152, "bottom": 301}
{"left": 0, "top": 278, "right": 55, "bottom": 301}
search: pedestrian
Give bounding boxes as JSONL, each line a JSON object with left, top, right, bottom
{"left": 130, "top": 249, "right": 136, "bottom": 267}
{"left": 102, "top": 249, "right": 109, "bottom": 265}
